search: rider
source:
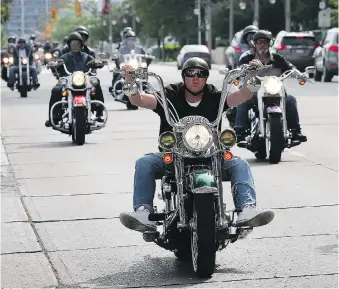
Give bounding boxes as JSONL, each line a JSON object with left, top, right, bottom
{"left": 119, "top": 57, "right": 275, "bottom": 233}
{"left": 51, "top": 41, "right": 61, "bottom": 57}
{"left": 43, "top": 41, "right": 52, "bottom": 53}
{"left": 116, "top": 26, "right": 133, "bottom": 50}
{"left": 45, "top": 32, "right": 104, "bottom": 127}
{"left": 61, "top": 26, "right": 95, "bottom": 58}
{"left": 111, "top": 30, "right": 145, "bottom": 91}
{"left": 7, "top": 38, "right": 40, "bottom": 90}
{"left": 238, "top": 25, "right": 259, "bottom": 62}
{"left": 235, "top": 30, "right": 307, "bottom": 143}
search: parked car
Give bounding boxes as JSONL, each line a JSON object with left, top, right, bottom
{"left": 272, "top": 31, "right": 318, "bottom": 71}
{"left": 313, "top": 27, "right": 338, "bottom": 82}
{"left": 224, "top": 30, "right": 250, "bottom": 69}
{"left": 177, "top": 45, "right": 211, "bottom": 69}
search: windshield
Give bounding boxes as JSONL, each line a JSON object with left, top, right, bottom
{"left": 118, "top": 38, "right": 144, "bottom": 55}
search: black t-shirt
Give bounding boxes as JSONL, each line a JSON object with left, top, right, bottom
{"left": 239, "top": 52, "right": 295, "bottom": 73}
{"left": 152, "top": 82, "right": 229, "bottom": 136}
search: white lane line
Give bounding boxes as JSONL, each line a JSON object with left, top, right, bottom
{"left": 286, "top": 150, "right": 305, "bottom": 158}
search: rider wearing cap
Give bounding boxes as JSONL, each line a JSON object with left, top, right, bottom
{"left": 235, "top": 30, "right": 307, "bottom": 143}
{"left": 118, "top": 57, "right": 275, "bottom": 234}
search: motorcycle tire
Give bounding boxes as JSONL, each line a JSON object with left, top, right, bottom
{"left": 72, "top": 107, "right": 86, "bottom": 145}
{"left": 191, "top": 194, "right": 216, "bottom": 277}
{"left": 267, "top": 114, "right": 284, "bottom": 164}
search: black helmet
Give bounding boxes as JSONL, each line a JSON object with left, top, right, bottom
{"left": 124, "top": 30, "right": 136, "bottom": 39}
{"left": 53, "top": 41, "right": 59, "bottom": 46}
{"left": 18, "top": 38, "right": 26, "bottom": 44}
{"left": 252, "top": 30, "right": 273, "bottom": 43}
{"left": 8, "top": 36, "right": 16, "bottom": 43}
{"left": 29, "top": 34, "right": 36, "bottom": 40}
{"left": 241, "top": 25, "right": 259, "bottom": 45}
{"left": 74, "top": 26, "right": 89, "bottom": 33}
{"left": 67, "top": 32, "right": 83, "bottom": 46}
{"left": 181, "top": 57, "right": 210, "bottom": 77}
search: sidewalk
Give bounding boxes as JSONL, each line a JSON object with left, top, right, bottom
{"left": 1, "top": 141, "right": 58, "bottom": 288}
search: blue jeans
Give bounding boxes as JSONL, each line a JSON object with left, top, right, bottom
{"left": 8, "top": 65, "right": 38, "bottom": 85}
{"left": 133, "top": 152, "right": 256, "bottom": 212}
{"left": 235, "top": 94, "right": 300, "bottom": 132}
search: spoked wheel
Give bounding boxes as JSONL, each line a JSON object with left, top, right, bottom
{"left": 190, "top": 194, "right": 216, "bottom": 277}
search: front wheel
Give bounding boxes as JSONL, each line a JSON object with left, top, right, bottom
{"left": 20, "top": 86, "right": 27, "bottom": 98}
{"left": 266, "top": 114, "right": 284, "bottom": 164}
{"left": 191, "top": 194, "right": 216, "bottom": 277}
{"left": 72, "top": 107, "right": 86, "bottom": 145}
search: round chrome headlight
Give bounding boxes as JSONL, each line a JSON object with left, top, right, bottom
{"left": 3, "top": 57, "right": 8, "bottom": 63}
{"left": 72, "top": 72, "right": 86, "bottom": 86}
{"left": 219, "top": 129, "right": 237, "bottom": 148}
{"left": 183, "top": 124, "right": 212, "bottom": 152}
{"left": 263, "top": 76, "right": 282, "bottom": 95}
{"left": 159, "top": 131, "right": 176, "bottom": 150}
{"left": 22, "top": 58, "right": 28, "bottom": 65}
{"left": 58, "top": 77, "right": 68, "bottom": 86}
{"left": 89, "top": 77, "right": 99, "bottom": 86}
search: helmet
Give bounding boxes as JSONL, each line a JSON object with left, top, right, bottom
{"left": 29, "top": 34, "right": 36, "bottom": 40}
{"left": 73, "top": 26, "right": 89, "bottom": 41}
{"left": 241, "top": 25, "right": 259, "bottom": 45}
{"left": 122, "top": 27, "right": 133, "bottom": 34}
{"left": 252, "top": 30, "right": 273, "bottom": 43}
{"left": 124, "top": 30, "right": 136, "bottom": 39}
{"left": 181, "top": 57, "right": 210, "bottom": 77}
{"left": 67, "top": 32, "right": 83, "bottom": 46}
{"left": 53, "top": 41, "right": 59, "bottom": 46}
{"left": 8, "top": 36, "right": 16, "bottom": 43}
{"left": 18, "top": 38, "right": 26, "bottom": 44}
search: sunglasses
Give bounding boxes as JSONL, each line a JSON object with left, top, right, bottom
{"left": 255, "top": 39, "right": 269, "bottom": 45}
{"left": 183, "top": 69, "right": 209, "bottom": 78}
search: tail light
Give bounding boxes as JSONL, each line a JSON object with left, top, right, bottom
{"left": 329, "top": 45, "right": 338, "bottom": 52}
{"left": 235, "top": 46, "right": 242, "bottom": 52}
{"left": 275, "top": 44, "right": 286, "bottom": 50}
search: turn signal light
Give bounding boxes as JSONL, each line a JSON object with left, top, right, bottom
{"left": 233, "top": 79, "right": 239, "bottom": 86}
{"left": 223, "top": 151, "right": 233, "bottom": 161}
{"left": 299, "top": 80, "right": 305, "bottom": 85}
{"left": 163, "top": 153, "right": 173, "bottom": 164}
{"left": 62, "top": 90, "right": 68, "bottom": 97}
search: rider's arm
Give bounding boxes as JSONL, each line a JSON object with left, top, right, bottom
{"left": 226, "top": 76, "right": 254, "bottom": 107}
{"left": 129, "top": 91, "right": 158, "bottom": 110}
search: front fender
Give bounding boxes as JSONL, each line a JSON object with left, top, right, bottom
{"left": 190, "top": 169, "right": 218, "bottom": 194}
{"left": 266, "top": 105, "right": 282, "bottom": 114}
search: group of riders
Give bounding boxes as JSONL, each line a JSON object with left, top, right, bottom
{"left": 2, "top": 24, "right": 310, "bottom": 235}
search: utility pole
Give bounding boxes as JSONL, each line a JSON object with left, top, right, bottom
{"left": 253, "top": 0, "right": 259, "bottom": 27}
{"left": 198, "top": 0, "right": 201, "bottom": 45}
{"left": 108, "top": 0, "right": 113, "bottom": 56}
{"left": 285, "top": 0, "right": 291, "bottom": 31}
{"left": 204, "top": 0, "right": 212, "bottom": 51}
{"left": 229, "top": 0, "right": 234, "bottom": 45}
{"left": 21, "top": 0, "right": 24, "bottom": 37}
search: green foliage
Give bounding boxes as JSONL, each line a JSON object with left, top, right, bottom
{"left": 1, "top": 0, "right": 13, "bottom": 24}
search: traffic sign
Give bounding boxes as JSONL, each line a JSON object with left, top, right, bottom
{"left": 318, "top": 8, "right": 331, "bottom": 28}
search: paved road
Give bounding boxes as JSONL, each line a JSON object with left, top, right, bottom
{"left": 1, "top": 64, "right": 338, "bottom": 288}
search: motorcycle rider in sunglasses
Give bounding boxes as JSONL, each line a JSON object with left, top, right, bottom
{"left": 235, "top": 30, "right": 307, "bottom": 144}
{"left": 119, "top": 57, "right": 274, "bottom": 234}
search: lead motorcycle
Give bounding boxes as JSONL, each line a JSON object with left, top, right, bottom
{"left": 226, "top": 65, "right": 315, "bottom": 164}
{"left": 47, "top": 59, "right": 108, "bottom": 145}
{"left": 109, "top": 49, "right": 154, "bottom": 110}
{"left": 120, "top": 65, "right": 264, "bottom": 277}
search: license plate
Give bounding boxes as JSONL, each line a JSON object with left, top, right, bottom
{"left": 296, "top": 49, "right": 304, "bottom": 54}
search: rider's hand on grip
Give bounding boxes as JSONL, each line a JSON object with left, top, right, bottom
{"left": 121, "top": 65, "right": 137, "bottom": 82}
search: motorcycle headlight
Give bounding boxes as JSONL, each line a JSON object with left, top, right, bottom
{"left": 45, "top": 53, "right": 52, "bottom": 59}
{"left": 89, "top": 77, "right": 99, "bottom": 86}
{"left": 72, "top": 72, "right": 86, "bottom": 87}
{"left": 219, "top": 129, "right": 236, "bottom": 148}
{"left": 53, "top": 51, "right": 59, "bottom": 57}
{"left": 263, "top": 76, "right": 282, "bottom": 95}
{"left": 3, "top": 57, "right": 8, "bottom": 63}
{"left": 141, "top": 62, "right": 147, "bottom": 68}
{"left": 9, "top": 57, "right": 14, "bottom": 64}
{"left": 34, "top": 54, "right": 39, "bottom": 60}
{"left": 22, "top": 58, "right": 28, "bottom": 65}
{"left": 183, "top": 124, "right": 212, "bottom": 152}
{"left": 128, "top": 59, "right": 139, "bottom": 70}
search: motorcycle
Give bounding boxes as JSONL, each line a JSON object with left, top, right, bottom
{"left": 118, "top": 65, "right": 263, "bottom": 277}
{"left": 109, "top": 50, "right": 154, "bottom": 110}
{"left": 226, "top": 65, "right": 315, "bottom": 163}
{"left": 12, "top": 56, "right": 35, "bottom": 98}
{"left": 1, "top": 54, "right": 14, "bottom": 82}
{"left": 46, "top": 59, "right": 108, "bottom": 145}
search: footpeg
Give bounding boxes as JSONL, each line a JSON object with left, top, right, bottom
{"left": 142, "top": 231, "right": 159, "bottom": 242}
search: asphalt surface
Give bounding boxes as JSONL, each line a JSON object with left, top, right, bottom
{"left": 1, "top": 63, "right": 338, "bottom": 288}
